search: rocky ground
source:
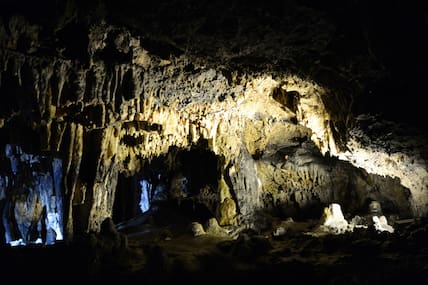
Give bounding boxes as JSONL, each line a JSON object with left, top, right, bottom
{"left": 2, "top": 204, "right": 428, "bottom": 284}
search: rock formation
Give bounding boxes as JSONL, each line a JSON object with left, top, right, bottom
{"left": 0, "top": 0, "right": 426, "bottom": 245}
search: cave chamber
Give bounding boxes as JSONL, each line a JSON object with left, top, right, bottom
{"left": 1, "top": 0, "right": 428, "bottom": 283}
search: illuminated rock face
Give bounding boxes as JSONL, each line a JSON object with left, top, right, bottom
{"left": 319, "top": 203, "right": 349, "bottom": 234}
{"left": 338, "top": 115, "right": 428, "bottom": 216}
{"left": 309, "top": 201, "right": 395, "bottom": 236}
{"left": 0, "top": 145, "right": 64, "bottom": 245}
{"left": 0, "top": 2, "right": 426, "bottom": 240}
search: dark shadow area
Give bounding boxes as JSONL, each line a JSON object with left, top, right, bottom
{"left": 113, "top": 141, "right": 222, "bottom": 232}
{"left": 2, "top": 216, "right": 428, "bottom": 284}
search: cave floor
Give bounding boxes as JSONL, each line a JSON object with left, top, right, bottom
{"left": 2, "top": 216, "right": 428, "bottom": 284}
{"left": 117, "top": 222, "right": 428, "bottom": 284}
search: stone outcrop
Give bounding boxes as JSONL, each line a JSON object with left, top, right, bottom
{"left": 338, "top": 114, "right": 428, "bottom": 216}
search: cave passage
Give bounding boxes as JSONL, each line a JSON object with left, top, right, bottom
{"left": 113, "top": 143, "right": 222, "bottom": 230}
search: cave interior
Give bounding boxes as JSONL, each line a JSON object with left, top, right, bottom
{"left": 1, "top": 0, "right": 428, "bottom": 283}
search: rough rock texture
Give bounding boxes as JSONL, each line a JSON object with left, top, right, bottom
{"left": 339, "top": 114, "right": 428, "bottom": 216}
{"left": 0, "top": 0, "right": 427, "bottom": 242}
{"left": 0, "top": 144, "right": 64, "bottom": 245}
{"left": 1, "top": 2, "right": 428, "bottom": 284}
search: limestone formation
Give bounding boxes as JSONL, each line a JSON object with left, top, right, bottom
{"left": 191, "top": 222, "right": 206, "bottom": 237}
{"left": 204, "top": 217, "right": 229, "bottom": 237}
{"left": 1, "top": 2, "right": 428, "bottom": 284}
{"left": 338, "top": 114, "right": 428, "bottom": 216}
{"left": 217, "top": 197, "right": 237, "bottom": 226}
{"left": 309, "top": 201, "right": 397, "bottom": 236}
{"left": 317, "top": 203, "right": 349, "bottom": 235}
{"left": 372, "top": 215, "right": 394, "bottom": 234}
{"left": 0, "top": 1, "right": 426, "bottom": 243}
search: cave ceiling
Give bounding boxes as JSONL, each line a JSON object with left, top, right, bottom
{"left": 0, "top": 0, "right": 427, "bottom": 240}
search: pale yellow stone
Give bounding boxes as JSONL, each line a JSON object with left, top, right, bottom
{"left": 217, "top": 197, "right": 237, "bottom": 226}
{"left": 191, "top": 222, "right": 206, "bottom": 237}
{"left": 134, "top": 49, "right": 151, "bottom": 69}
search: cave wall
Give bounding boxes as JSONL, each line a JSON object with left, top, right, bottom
{"left": 0, "top": 1, "right": 426, "bottom": 240}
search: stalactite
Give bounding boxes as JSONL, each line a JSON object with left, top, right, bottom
{"left": 0, "top": 15, "right": 424, "bottom": 241}
{"left": 88, "top": 126, "right": 120, "bottom": 232}
{"left": 56, "top": 61, "right": 69, "bottom": 107}
{"left": 64, "top": 123, "right": 84, "bottom": 240}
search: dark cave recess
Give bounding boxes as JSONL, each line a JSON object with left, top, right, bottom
{"left": 113, "top": 144, "right": 222, "bottom": 225}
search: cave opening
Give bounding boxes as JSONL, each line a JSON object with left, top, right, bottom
{"left": 113, "top": 140, "right": 222, "bottom": 232}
